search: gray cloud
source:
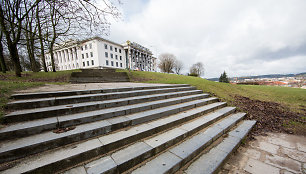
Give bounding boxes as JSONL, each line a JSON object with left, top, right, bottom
{"left": 106, "top": 0, "right": 306, "bottom": 78}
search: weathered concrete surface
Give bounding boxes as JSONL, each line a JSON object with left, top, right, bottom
{"left": 219, "top": 133, "right": 306, "bottom": 174}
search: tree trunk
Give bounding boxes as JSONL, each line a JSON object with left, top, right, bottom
{"left": 25, "top": 30, "right": 39, "bottom": 72}
{"left": 50, "top": 44, "right": 56, "bottom": 72}
{"left": 0, "top": 38, "right": 7, "bottom": 73}
{"left": 36, "top": 5, "right": 47, "bottom": 72}
{"left": 8, "top": 42, "right": 22, "bottom": 77}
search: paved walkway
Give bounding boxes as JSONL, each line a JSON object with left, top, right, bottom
{"left": 220, "top": 133, "right": 306, "bottom": 174}
{"left": 16, "top": 82, "right": 169, "bottom": 93}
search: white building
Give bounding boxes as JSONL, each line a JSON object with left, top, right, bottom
{"left": 45, "top": 37, "right": 156, "bottom": 71}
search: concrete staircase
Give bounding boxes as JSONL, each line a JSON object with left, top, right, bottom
{"left": 0, "top": 84, "right": 256, "bottom": 174}
{"left": 69, "top": 69, "right": 130, "bottom": 83}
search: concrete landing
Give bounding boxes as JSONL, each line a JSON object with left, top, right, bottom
{"left": 219, "top": 133, "right": 306, "bottom": 174}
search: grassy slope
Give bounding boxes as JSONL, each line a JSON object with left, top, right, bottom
{"left": 0, "top": 70, "right": 80, "bottom": 119}
{"left": 126, "top": 70, "right": 306, "bottom": 113}
{"left": 0, "top": 70, "right": 305, "bottom": 132}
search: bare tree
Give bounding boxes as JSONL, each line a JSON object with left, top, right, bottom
{"left": 174, "top": 59, "right": 183, "bottom": 75}
{"left": 0, "top": 0, "right": 120, "bottom": 75}
{"left": 158, "top": 53, "right": 176, "bottom": 73}
{"left": 36, "top": 2, "right": 47, "bottom": 72}
{"left": 0, "top": 0, "right": 41, "bottom": 77}
{"left": 0, "top": 31, "right": 7, "bottom": 73}
{"left": 190, "top": 62, "right": 204, "bottom": 77}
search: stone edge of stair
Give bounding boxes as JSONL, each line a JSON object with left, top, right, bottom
{"left": 10, "top": 84, "right": 190, "bottom": 100}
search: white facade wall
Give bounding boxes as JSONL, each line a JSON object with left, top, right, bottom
{"left": 45, "top": 37, "right": 154, "bottom": 71}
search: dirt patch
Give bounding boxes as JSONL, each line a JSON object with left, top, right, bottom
{"left": 53, "top": 126, "right": 76, "bottom": 134}
{"left": 233, "top": 95, "right": 306, "bottom": 136}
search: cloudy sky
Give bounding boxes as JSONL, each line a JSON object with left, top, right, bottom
{"left": 104, "top": 0, "right": 306, "bottom": 78}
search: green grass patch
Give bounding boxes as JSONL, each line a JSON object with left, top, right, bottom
{"left": 124, "top": 70, "right": 306, "bottom": 113}
{"left": 0, "top": 70, "right": 78, "bottom": 120}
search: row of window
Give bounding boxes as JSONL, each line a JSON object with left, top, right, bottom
{"left": 104, "top": 44, "right": 122, "bottom": 53}
{"left": 105, "top": 52, "right": 122, "bottom": 60}
{"left": 81, "top": 43, "right": 92, "bottom": 51}
{"left": 106, "top": 60, "right": 123, "bottom": 68}
{"left": 82, "top": 52, "right": 94, "bottom": 59}
{"left": 60, "top": 63, "right": 79, "bottom": 70}
{"left": 82, "top": 60, "right": 95, "bottom": 67}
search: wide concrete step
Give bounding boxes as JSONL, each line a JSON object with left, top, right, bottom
{"left": 0, "top": 103, "right": 229, "bottom": 174}
{"left": 10, "top": 84, "right": 189, "bottom": 100}
{"left": 184, "top": 120, "right": 256, "bottom": 174}
{"left": 6, "top": 86, "right": 194, "bottom": 110}
{"left": 4, "top": 87, "right": 197, "bottom": 123}
{"left": 70, "top": 108, "right": 239, "bottom": 174}
{"left": 4, "top": 90, "right": 203, "bottom": 126}
{"left": 0, "top": 97, "right": 218, "bottom": 163}
{"left": 0, "top": 93, "right": 210, "bottom": 140}
{"left": 130, "top": 112, "right": 246, "bottom": 174}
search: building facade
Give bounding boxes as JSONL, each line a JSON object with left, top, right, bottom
{"left": 122, "top": 41, "right": 155, "bottom": 71}
{"left": 45, "top": 37, "right": 156, "bottom": 72}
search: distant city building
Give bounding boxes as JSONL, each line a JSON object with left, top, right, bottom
{"left": 44, "top": 37, "right": 157, "bottom": 72}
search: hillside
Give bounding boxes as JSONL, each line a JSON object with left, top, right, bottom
{"left": 124, "top": 70, "right": 306, "bottom": 135}
{"left": 0, "top": 70, "right": 305, "bottom": 135}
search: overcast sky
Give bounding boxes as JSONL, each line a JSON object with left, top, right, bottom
{"left": 104, "top": 0, "right": 306, "bottom": 78}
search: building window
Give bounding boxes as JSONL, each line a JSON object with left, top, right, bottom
{"left": 115, "top": 47, "right": 117, "bottom": 52}
{"left": 120, "top": 63, "right": 122, "bottom": 67}
{"left": 111, "top": 61, "right": 114, "bottom": 66}
{"left": 116, "top": 62, "right": 118, "bottom": 67}
{"left": 111, "top": 53, "right": 113, "bottom": 58}
{"left": 86, "top": 53, "right": 88, "bottom": 58}
{"left": 104, "top": 44, "right": 107, "bottom": 49}
{"left": 82, "top": 54, "right": 84, "bottom": 59}
{"left": 83, "top": 62, "right": 85, "bottom": 67}
{"left": 81, "top": 46, "right": 83, "bottom": 51}
{"left": 89, "top": 43, "right": 92, "bottom": 49}
{"left": 106, "top": 60, "right": 109, "bottom": 65}
{"left": 120, "top": 56, "right": 122, "bottom": 60}
{"left": 90, "top": 52, "right": 93, "bottom": 57}
{"left": 105, "top": 52, "right": 108, "bottom": 58}
{"left": 85, "top": 45, "right": 88, "bottom": 50}
{"left": 91, "top": 60, "right": 94, "bottom": 65}
{"left": 115, "top": 55, "right": 118, "bottom": 59}
{"left": 110, "top": 46, "right": 113, "bottom": 51}
{"left": 87, "top": 61, "right": 89, "bottom": 66}
{"left": 77, "top": 63, "right": 79, "bottom": 68}
{"left": 119, "top": 49, "right": 121, "bottom": 53}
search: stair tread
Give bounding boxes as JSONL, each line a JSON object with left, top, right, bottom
{"left": 130, "top": 113, "right": 247, "bottom": 174}
{"left": 1, "top": 102, "right": 227, "bottom": 173}
{"left": 184, "top": 120, "right": 256, "bottom": 174}
{"left": 74, "top": 108, "right": 238, "bottom": 174}
{"left": 0, "top": 97, "right": 217, "bottom": 162}
{"left": 6, "top": 90, "right": 203, "bottom": 117}
{"left": 1, "top": 93, "right": 209, "bottom": 137}
{"left": 10, "top": 84, "right": 190, "bottom": 99}
{"left": 8, "top": 86, "right": 193, "bottom": 105}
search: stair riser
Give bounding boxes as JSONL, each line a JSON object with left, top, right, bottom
{"left": 165, "top": 116, "right": 245, "bottom": 174}
{"left": 116, "top": 110, "right": 236, "bottom": 173}
{"left": 59, "top": 94, "right": 210, "bottom": 128}
{"left": 10, "top": 85, "right": 189, "bottom": 100}
{"left": 0, "top": 93, "right": 207, "bottom": 142}
{"left": 6, "top": 87, "right": 196, "bottom": 111}
{"left": 95, "top": 110, "right": 238, "bottom": 174}
{"left": 4, "top": 90, "right": 203, "bottom": 126}
{"left": 15, "top": 104, "right": 227, "bottom": 174}
{"left": 0, "top": 96, "right": 214, "bottom": 163}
